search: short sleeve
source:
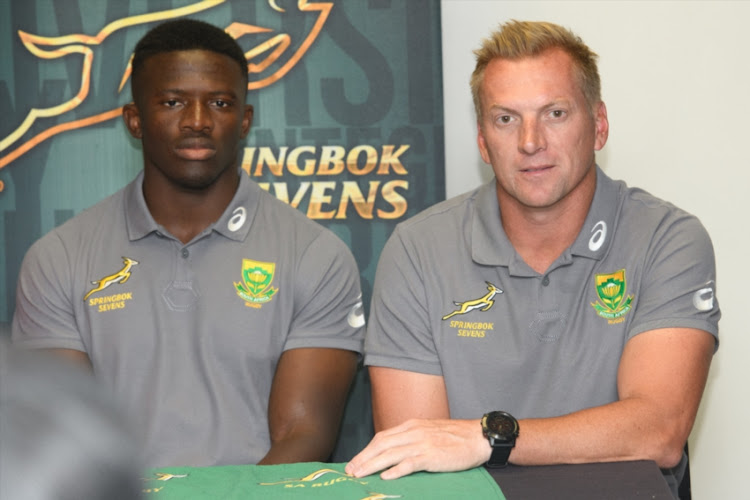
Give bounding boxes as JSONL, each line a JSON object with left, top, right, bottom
{"left": 283, "top": 230, "right": 365, "bottom": 354}
{"left": 12, "top": 232, "right": 86, "bottom": 352}
{"left": 628, "top": 211, "right": 720, "bottom": 344}
{"left": 364, "top": 226, "right": 442, "bottom": 375}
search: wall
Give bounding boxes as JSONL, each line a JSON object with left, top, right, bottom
{"left": 441, "top": 1, "right": 749, "bottom": 497}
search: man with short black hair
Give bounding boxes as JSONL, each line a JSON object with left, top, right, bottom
{"left": 13, "top": 19, "right": 365, "bottom": 468}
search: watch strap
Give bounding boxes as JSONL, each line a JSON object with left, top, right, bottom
{"left": 486, "top": 440, "right": 513, "bottom": 468}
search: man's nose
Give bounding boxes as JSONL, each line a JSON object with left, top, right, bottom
{"left": 519, "top": 118, "right": 546, "bottom": 154}
{"left": 181, "top": 101, "right": 212, "bottom": 131}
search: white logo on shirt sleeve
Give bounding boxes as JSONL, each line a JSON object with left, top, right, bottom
{"left": 693, "top": 283, "right": 715, "bottom": 312}
{"left": 588, "top": 221, "right": 607, "bottom": 252}
{"left": 348, "top": 295, "right": 365, "bottom": 328}
{"left": 228, "top": 207, "right": 247, "bottom": 232}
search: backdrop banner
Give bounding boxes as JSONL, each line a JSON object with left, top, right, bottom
{"left": 0, "top": 0, "right": 444, "bottom": 461}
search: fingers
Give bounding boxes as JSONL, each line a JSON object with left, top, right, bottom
{"left": 346, "top": 422, "right": 420, "bottom": 477}
{"left": 378, "top": 452, "right": 427, "bottom": 480}
{"left": 345, "top": 418, "right": 489, "bottom": 479}
{"left": 349, "top": 443, "right": 428, "bottom": 479}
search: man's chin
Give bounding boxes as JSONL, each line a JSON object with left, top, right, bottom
{"left": 169, "top": 169, "right": 224, "bottom": 192}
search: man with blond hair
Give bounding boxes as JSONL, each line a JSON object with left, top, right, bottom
{"left": 347, "top": 20, "right": 719, "bottom": 497}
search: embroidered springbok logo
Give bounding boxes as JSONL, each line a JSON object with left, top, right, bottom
{"left": 442, "top": 281, "right": 503, "bottom": 320}
{"left": 83, "top": 257, "right": 139, "bottom": 301}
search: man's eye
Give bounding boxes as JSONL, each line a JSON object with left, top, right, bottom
{"left": 214, "top": 100, "right": 230, "bottom": 108}
{"left": 164, "top": 100, "right": 179, "bottom": 107}
{"left": 497, "top": 115, "right": 512, "bottom": 124}
{"left": 550, "top": 109, "right": 566, "bottom": 118}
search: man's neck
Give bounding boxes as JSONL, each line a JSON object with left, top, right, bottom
{"left": 142, "top": 171, "right": 240, "bottom": 245}
{"left": 499, "top": 173, "right": 596, "bottom": 275}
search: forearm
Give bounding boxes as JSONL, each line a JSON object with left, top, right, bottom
{"left": 352, "top": 332, "right": 712, "bottom": 479}
{"left": 510, "top": 328, "right": 713, "bottom": 469}
{"left": 511, "top": 397, "right": 689, "bottom": 469}
{"left": 263, "top": 348, "right": 358, "bottom": 465}
{"left": 258, "top": 427, "right": 337, "bottom": 465}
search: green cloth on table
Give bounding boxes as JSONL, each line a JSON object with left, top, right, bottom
{"left": 144, "top": 462, "right": 505, "bottom": 499}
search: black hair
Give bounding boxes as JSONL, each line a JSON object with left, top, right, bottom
{"left": 131, "top": 18, "right": 248, "bottom": 93}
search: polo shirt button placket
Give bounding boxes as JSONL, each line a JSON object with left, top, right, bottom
{"left": 181, "top": 248, "right": 189, "bottom": 259}
{"left": 542, "top": 275, "right": 550, "bottom": 287}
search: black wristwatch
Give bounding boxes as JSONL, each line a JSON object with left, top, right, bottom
{"left": 481, "top": 411, "right": 519, "bottom": 468}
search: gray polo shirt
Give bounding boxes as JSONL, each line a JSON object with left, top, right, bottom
{"left": 365, "top": 167, "right": 719, "bottom": 420}
{"left": 13, "top": 171, "right": 365, "bottom": 468}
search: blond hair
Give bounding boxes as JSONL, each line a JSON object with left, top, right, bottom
{"left": 470, "top": 20, "right": 601, "bottom": 119}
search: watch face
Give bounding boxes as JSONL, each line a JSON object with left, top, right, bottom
{"left": 485, "top": 411, "right": 518, "bottom": 440}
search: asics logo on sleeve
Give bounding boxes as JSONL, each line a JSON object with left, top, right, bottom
{"left": 693, "top": 282, "right": 715, "bottom": 312}
{"left": 347, "top": 295, "right": 365, "bottom": 328}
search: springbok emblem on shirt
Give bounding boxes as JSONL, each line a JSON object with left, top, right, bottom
{"left": 83, "top": 257, "right": 139, "bottom": 301}
{"left": 442, "top": 281, "right": 503, "bottom": 320}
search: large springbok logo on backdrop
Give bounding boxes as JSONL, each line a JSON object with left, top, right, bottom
{"left": 0, "top": 0, "right": 333, "bottom": 187}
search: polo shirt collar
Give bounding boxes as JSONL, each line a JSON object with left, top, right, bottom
{"left": 471, "top": 180, "right": 515, "bottom": 267}
{"left": 124, "top": 170, "right": 260, "bottom": 242}
{"left": 124, "top": 171, "right": 157, "bottom": 241}
{"left": 212, "top": 172, "right": 259, "bottom": 242}
{"left": 568, "top": 166, "right": 620, "bottom": 260}
{"left": 471, "top": 166, "right": 620, "bottom": 268}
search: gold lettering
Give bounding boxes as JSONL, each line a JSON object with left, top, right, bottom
{"left": 336, "top": 181, "right": 379, "bottom": 219}
{"left": 289, "top": 182, "right": 311, "bottom": 209}
{"left": 98, "top": 301, "right": 125, "bottom": 312}
{"left": 89, "top": 292, "right": 133, "bottom": 308}
{"left": 256, "top": 180, "right": 411, "bottom": 221}
{"left": 241, "top": 147, "right": 255, "bottom": 176}
{"left": 346, "top": 145, "right": 378, "bottom": 175}
{"left": 457, "top": 329, "right": 486, "bottom": 338}
{"left": 377, "top": 144, "right": 410, "bottom": 174}
{"left": 377, "top": 180, "right": 408, "bottom": 219}
{"left": 243, "top": 145, "right": 410, "bottom": 177}
{"left": 317, "top": 146, "right": 345, "bottom": 175}
{"left": 249, "top": 146, "right": 288, "bottom": 176}
{"left": 269, "top": 182, "right": 289, "bottom": 204}
{"left": 307, "top": 182, "right": 337, "bottom": 219}
{"left": 287, "top": 146, "right": 316, "bottom": 176}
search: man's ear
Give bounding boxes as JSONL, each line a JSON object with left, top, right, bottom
{"left": 593, "top": 101, "right": 609, "bottom": 152}
{"left": 122, "top": 103, "right": 142, "bottom": 139}
{"left": 477, "top": 122, "right": 492, "bottom": 165}
{"left": 240, "top": 104, "right": 254, "bottom": 139}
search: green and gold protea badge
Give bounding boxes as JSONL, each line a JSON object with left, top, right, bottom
{"left": 235, "top": 259, "right": 278, "bottom": 308}
{"left": 591, "top": 269, "right": 634, "bottom": 323}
